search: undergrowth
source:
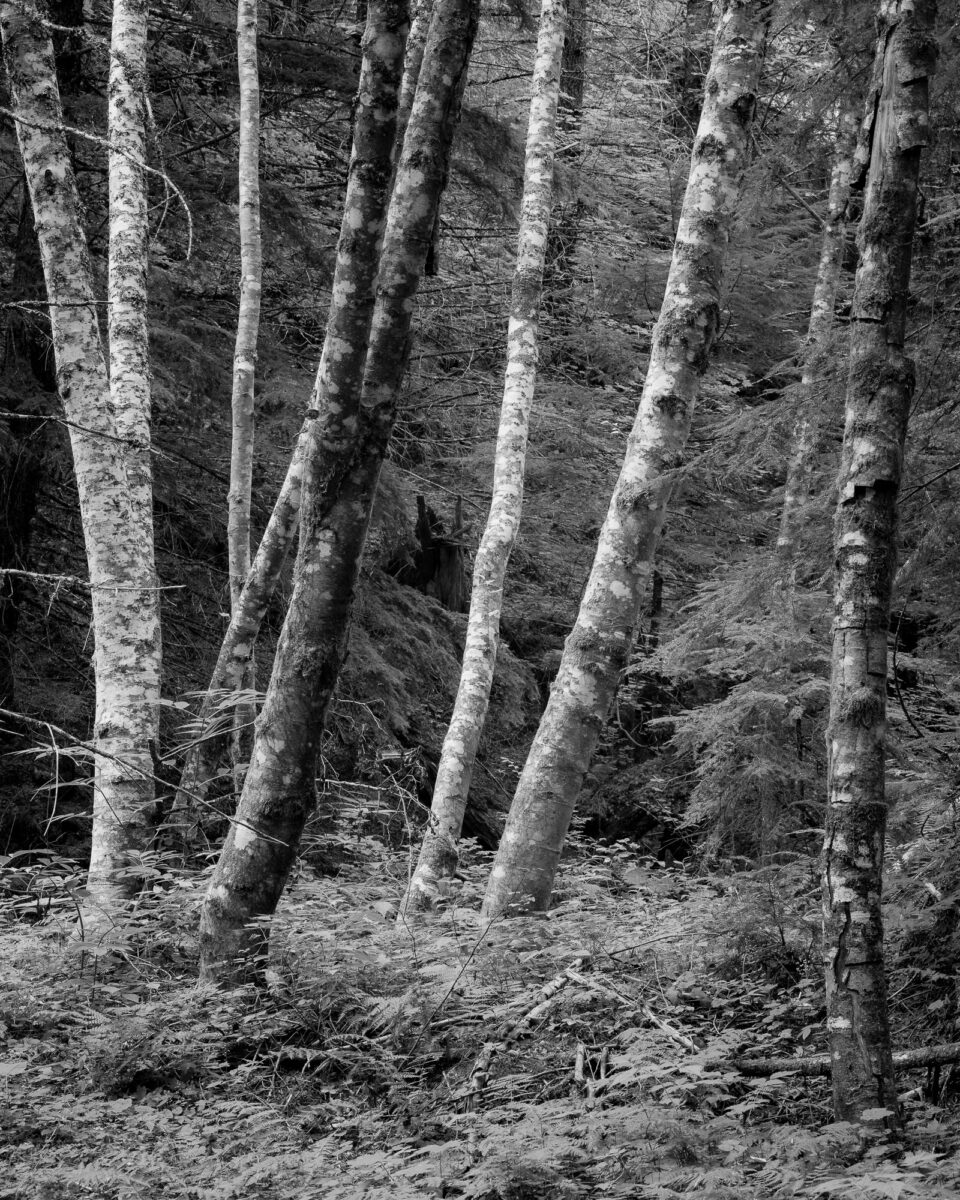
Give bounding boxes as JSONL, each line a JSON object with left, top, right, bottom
{"left": 2, "top": 841, "right": 959, "bottom": 1199}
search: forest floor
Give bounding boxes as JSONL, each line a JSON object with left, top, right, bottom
{"left": 2, "top": 840, "right": 959, "bottom": 1200}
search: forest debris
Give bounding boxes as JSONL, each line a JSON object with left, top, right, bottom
{"left": 461, "top": 954, "right": 591, "bottom": 1111}
{"left": 719, "top": 1040, "right": 960, "bottom": 1078}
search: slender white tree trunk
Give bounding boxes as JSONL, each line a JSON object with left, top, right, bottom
{"left": 227, "top": 0, "right": 263, "bottom": 754}
{"left": 481, "top": 0, "right": 771, "bottom": 919}
{"left": 823, "top": 0, "right": 936, "bottom": 1127}
{"left": 400, "top": 0, "right": 567, "bottom": 915}
{"left": 2, "top": 0, "right": 161, "bottom": 912}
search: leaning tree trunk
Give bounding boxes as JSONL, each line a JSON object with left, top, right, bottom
{"left": 823, "top": 0, "right": 936, "bottom": 1129}
{"left": 2, "top": 0, "right": 161, "bottom": 914}
{"left": 168, "top": 434, "right": 306, "bottom": 843}
{"left": 400, "top": 0, "right": 567, "bottom": 916}
{"left": 481, "top": 0, "right": 771, "bottom": 920}
{"left": 199, "top": 0, "right": 480, "bottom": 984}
{"left": 170, "top": 0, "right": 444, "bottom": 835}
{"left": 226, "top": 0, "right": 263, "bottom": 754}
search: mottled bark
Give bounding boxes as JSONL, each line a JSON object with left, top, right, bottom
{"left": 227, "top": 0, "right": 263, "bottom": 755}
{"left": 823, "top": 0, "right": 936, "bottom": 1128}
{"left": 481, "top": 0, "right": 771, "bottom": 919}
{"left": 2, "top": 0, "right": 160, "bottom": 912}
{"left": 394, "top": 0, "right": 434, "bottom": 158}
{"left": 199, "top": 0, "right": 430, "bottom": 983}
{"left": 401, "top": 0, "right": 567, "bottom": 915}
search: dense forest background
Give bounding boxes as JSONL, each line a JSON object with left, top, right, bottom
{"left": 3, "top": 0, "right": 960, "bottom": 1195}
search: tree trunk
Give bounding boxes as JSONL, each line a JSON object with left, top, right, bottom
{"left": 400, "top": 0, "right": 567, "bottom": 916}
{"left": 777, "top": 7, "right": 872, "bottom": 581}
{"left": 823, "top": 0, "right": 936, "bottom": 1129}
{"left": 199, "top": 0, "right": 468, "bottom": 983}
{"left": 776, "top": 100, "right": 859, "bottom": 581}
{"left": 542, "top": 0, "right": 584, "bottom": 321}
{"left": 2, "top": 0, "right": 161, "bottom": 913}
{"left": 481, "top": 0, "right": 771, "bottom": 920}
{"left": 395, "top": 0, "right": 434, "bottom": 157}
{"left": 226, "top": 0, "right": 264, "bottom": 760}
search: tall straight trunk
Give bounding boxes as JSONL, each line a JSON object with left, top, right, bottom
{"left": 199, "top": 0, "right": 479, "bottom": 983}
{"left": 777, "top": 7, "right": 872, "bottom": 580}
{"left": 481, "top": 0, "right": 771, "bottom": 920}
{"left": 226, "top": 0, "right": 263, "bottom": 751}
{"left": 776, "top": 100, "right": 859, "bottom": 580}
{"left": 823, "top": 0, "right": 936, "bottom": 1127}
{"left": 2, "top": 0, "right": 160, "bottom": 911}
{"left": 542, "top": 0, "right": 584, "bottom": 317}
{"left": 400, "top": 0, "right": 567, "bottom": 916}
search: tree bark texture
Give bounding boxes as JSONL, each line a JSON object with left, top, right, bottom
{"left": 199, "top": 0, "right": 441, "bottom": 983}
{"left": 777, "top": 29, "right": 867, "bottom": 580}
{"left": 226, "top": 0, "right": 263, "bottom": 750}
{"left": 401, "top": 0, "right": 567, "bottom": 915}
{"left": 823, "top": 0, "right": 936, "bottom": 1128}
{"left": 481, "top": 0, "right": 771, "bottom": 920}
{"left": 542, "top": 0, "right": 584, "bottom": 318}
{"left": 2, "top": 0, "right": 161, "bottom": 912}
{"left": 200, "top": 0, "right": 479, "bottom": 984}
{"left": 394, "top": 0, "right": 434, "bottom": 159}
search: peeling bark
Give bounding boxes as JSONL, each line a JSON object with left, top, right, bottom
{"left": 822, "top": 0, "right": 936, "bottom": 1129}
{"left": 1, "top": 0, "right": 161, "bottom": 913}
{"left": 481, "top": 0, "right": 771, "bottom": 920}
{"left": 401, "top": 0, "right": 567, "bottom": 916}
{"left": 198, "top": 0, "right": 471, "bottom": 983}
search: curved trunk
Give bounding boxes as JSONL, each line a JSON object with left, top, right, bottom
{"left": 481, "top": 0, "right": 771, "bottom": 919}
{"left": 2, "top": 0, "right": 160, "bottom": 913}
{"left": 401, "top": 0, "right": 567, "bottom": 915}
{"left": 823, "top": 0, "right": 936, "bottom": 1128}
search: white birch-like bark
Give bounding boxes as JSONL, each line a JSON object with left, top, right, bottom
{"left": 227, "top": 0, "right": 263, "bottom": 750}
{"left": 823, "top": 0, "right": 936, "bottom": 1127}
{"left": 2, "top": 0, "right": 161, "bottom": 911}
{"left": 481, "top": 0, "right": 771, "bottom": 919}
{"left": 400, "top": 0, "right": 567, "bottom": 915}
{"left": 777, "top": 96, "right": 860, "bottom": 579}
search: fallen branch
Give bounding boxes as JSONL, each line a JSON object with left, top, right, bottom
{"left": 717, "top": 1040, "right": 960, "bottom": 1078}
{"left": 462, "top": 954, "right": 591, "bottom": 1111}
